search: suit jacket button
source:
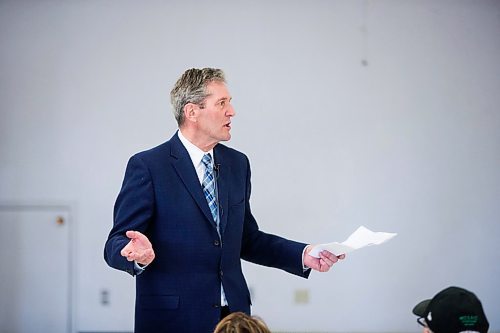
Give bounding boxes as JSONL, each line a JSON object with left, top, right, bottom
{"left": 220, "top": 270, "right": 224, "bottom": 277}
{"left": 214, "top": 240, "right": 220, "bottom": 246}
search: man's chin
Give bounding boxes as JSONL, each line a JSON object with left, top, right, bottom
{"left": 219, "top": 133, "right": 231, "bottom": 142}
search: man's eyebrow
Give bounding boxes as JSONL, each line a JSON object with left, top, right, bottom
{"left": 215, "top": 97, "right": 232, "bottom": 103}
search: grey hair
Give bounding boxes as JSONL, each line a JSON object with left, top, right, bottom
{"left": 170, "top": 68, "right": 226, "bottom": 126}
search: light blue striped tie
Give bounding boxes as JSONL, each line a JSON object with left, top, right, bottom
{"left": 201, "top": 153, "right": 219, "bottom": 227}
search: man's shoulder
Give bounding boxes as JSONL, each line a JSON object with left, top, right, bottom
{"left": 131, "top": 134, "right": 178, "bottom": 162}
{"left": 133, "top": 142, "right": 168, "bottom": 159}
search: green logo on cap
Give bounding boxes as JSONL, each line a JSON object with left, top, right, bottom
{"left": 459, "top": 315, "right": 478, "bottom": 326}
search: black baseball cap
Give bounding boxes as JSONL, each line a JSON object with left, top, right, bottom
{"left": 412, "top": 286, "right": 489, "bottom": 333}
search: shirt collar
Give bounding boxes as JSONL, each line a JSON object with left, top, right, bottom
{"left": 177, "top": 130, "right": 214, "bottom": 167}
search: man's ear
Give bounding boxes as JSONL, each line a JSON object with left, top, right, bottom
{"left": 183, "top": 103, "right": 198, "bottom": 123}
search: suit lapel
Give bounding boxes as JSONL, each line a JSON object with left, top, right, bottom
{"left": 214, "top": 145, "right": 229, "bottom": 236}
{"left": 170, "top": 133, "right": 216, "bottom": 228}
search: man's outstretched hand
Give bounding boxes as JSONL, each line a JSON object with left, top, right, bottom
{"left": 303, "top": 245, "right": 345, "bottom": 272}
{"left": 120, "top": 230, "right": 155, "bottom": 266}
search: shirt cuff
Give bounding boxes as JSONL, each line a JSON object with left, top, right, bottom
{"left": 133, "top": 261, "right": 148, "bottom": 275}
{"left": 302, "top": 245, "right": 312, "bottom": 271}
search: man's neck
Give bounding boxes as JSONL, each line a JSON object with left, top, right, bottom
{"left": 178, "top": 127, "right": 217, "bottom": 152}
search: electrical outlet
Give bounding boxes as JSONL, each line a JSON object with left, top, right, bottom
{"left": 100, "top": 289, "right": 110, "bottom": 305}
{"left": 294, "top": 289, "right": 309, "bottom": 304}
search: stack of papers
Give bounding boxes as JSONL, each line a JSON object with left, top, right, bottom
{"left": 308, "top": 225, "right": 397, "bottom": 258}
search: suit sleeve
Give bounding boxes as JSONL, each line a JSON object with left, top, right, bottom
{"left": 104, "top": 155, "right": 155, "bottom": 276}
{"left": 239, "top": 156, "right": 310, "bottom": 278}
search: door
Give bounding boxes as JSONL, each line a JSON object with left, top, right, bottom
{"left": 0, "top": 205, "right": 71, "bottom": 333}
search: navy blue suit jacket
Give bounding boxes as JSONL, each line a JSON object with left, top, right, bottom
{"left": 104, "top": 132, "right": 309, "bottom": 333}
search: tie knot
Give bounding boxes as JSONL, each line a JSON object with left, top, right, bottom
{"left": 202, "top": 153, "right": 212, "bottom": 168}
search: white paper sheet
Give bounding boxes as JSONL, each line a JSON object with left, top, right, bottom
{"left": 308, "top": 226, "right": 397, "bottom": 258}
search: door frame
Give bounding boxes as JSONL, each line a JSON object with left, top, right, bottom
{"left": 0, "top": 201, "right": 76, "bottom": 333}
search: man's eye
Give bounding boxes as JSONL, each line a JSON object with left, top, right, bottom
{"left": 219, "top": 101, "right": 226, "bottom": 107}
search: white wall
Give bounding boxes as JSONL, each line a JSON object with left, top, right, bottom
{"left": 1, "top": 1, "right": 499, "bottom": 332}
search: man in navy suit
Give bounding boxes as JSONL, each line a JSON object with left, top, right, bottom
{"left": 104, "top": 68, "right": 344, "bottom": 333}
